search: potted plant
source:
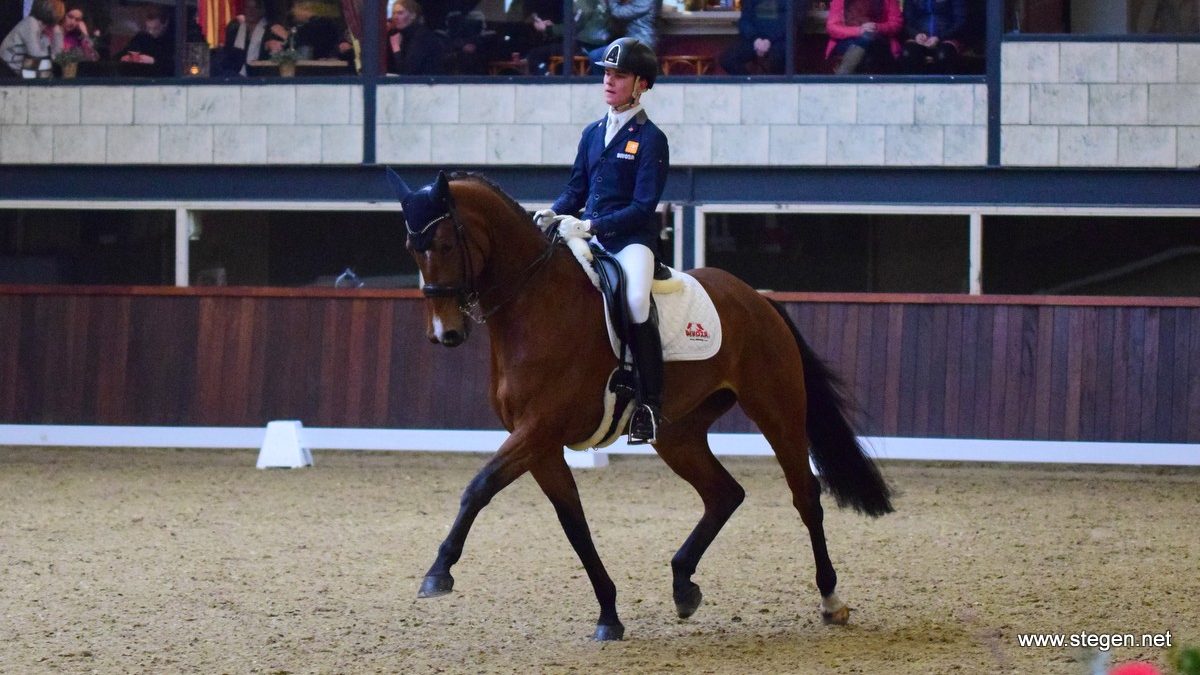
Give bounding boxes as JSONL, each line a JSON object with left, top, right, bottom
{"left": 271, "top": 46, "right": 299, "bottom": 77}
{"left": 53, "top": 48, "right": 86, "bottom": 79}
{"left": 271, "top": 29, "right": 300, "bottom": 77}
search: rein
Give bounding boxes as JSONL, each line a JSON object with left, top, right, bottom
{"left": 417, "top": 193, "right": 560, "bottom": 325}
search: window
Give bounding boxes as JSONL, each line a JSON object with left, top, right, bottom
{"left": 190, "top": 210, "right": 414, "bottom": 287}
{"left": 0, "top": 209, "right": 175, "bottom": 285}
{"left": 983, "top": 215, "right": 1200, "bottom": 296}
{"left": 703, "top": 212, "right": 970, "bottom": 293}
{"left": 1007, "top": 0, "right": 1199, "bottom": 34}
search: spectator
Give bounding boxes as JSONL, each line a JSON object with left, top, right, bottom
{"left": 60, "top": 2, "right": 98, "bottom": 61}
{"left": 490, "top": 0, "right": 562, "bottom": 64}
{"left": 825, "top": 0, "right": 902, "bottom": 74}
{"left": 608, "top": 0, "right": 657, "bottom": 50}
{"left": 266, "top": 0, "right": 345, "bottom": 61}
{"left": 385, "top": 0, "right": 445, "bottom": 74}
{"left": 525, "top": 0, "right": 609, "bottom": 76}
{"left": 0, "top": 0, "right": 64, "bottom": 76}
{"left": 437, "top": 2, "right": 486, "bottom": 74}
{"left": 718, "top": 0, "right": 786, "bottom": 75}
{"left": 214, "top": 0, "right": 271, "bottom": 76}
{"left": 117, "top": 4, "right": 174, "bottom": 76}
{"left": 900, "top": 0, "right": 966, "bottom": 74}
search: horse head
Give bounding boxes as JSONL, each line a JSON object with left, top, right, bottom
{"left": 400, "top": 171, "right": 484, "bottom": 347}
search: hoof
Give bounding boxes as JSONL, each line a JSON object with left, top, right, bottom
{"left": 822, "top": 605, "right": 851, "bottom": 625}
{"left": 417, "top": 574, "right": 454, "bottom": 598}
{"left": 674, "top": 583, "right": 703, "bottom": 619}
{"left": 593, "top": 622, "right": 625, "bottom": 641}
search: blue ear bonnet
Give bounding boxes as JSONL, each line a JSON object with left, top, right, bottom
{"left": 402, "top": 182, "right": 450, "bottom": 252}
{"left": 388, "top": 168, "right": 451, "bottom": 252}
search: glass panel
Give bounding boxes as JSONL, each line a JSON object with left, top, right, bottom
{"left": 191, "top": 210, "right": 414, "bottom": 287}
{"left": 0, "top": 209, "right": 174, "bottom": 285}
{"left": 220, "top": 0, "right": 356, "bottom": 77}
{"left": 704, "top": 212, "right": 969, "bottom": 292}
{"left": 983, "top": 215, "right": 1200, "bottom": 296}
{"left": 1006, "top": 0, "right": 1199, "bottom": 33}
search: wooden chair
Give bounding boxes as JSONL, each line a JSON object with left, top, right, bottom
{"left": 660, "top": 55, "right": 715, "bottom": 76}
{"left": 488, "top": 58, "right": 529, "bottom": 76}
{"left": 548, "top": 55, "right": 592, "bottom": 75}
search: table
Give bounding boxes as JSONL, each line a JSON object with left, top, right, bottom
{"left": 246, "top": 59, "right": 352, "bottom": 76}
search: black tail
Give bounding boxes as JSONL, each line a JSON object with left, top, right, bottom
{"left": 768, "top": 300, "right": 894, "bottom": 517}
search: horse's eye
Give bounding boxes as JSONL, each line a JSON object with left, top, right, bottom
{"left": 438, "top": 242, "right": 454, "bottom": 254}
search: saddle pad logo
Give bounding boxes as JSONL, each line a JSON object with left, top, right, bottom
{"left": 624, "top": 140, "right": 639, "bottom": 154}
{"left": 685, "top": 322, "right": 710, "bottom": 341}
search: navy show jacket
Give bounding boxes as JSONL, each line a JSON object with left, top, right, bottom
{"left": 551, "top": 110, "right": 670, "bottom": 254}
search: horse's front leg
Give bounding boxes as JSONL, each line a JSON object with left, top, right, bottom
{"left": 530, "top": 452, "right": 624, "bottom": 641}
{"left": 417, "top": 436, "right": 532, "bottom": 598}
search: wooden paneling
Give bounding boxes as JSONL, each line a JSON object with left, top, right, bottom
{"left": 2, "top": 287, "right": 1199, "bottom": 443}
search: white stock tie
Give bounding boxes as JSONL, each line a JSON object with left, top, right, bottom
{"left": 605, "top": 114, "right": 620, "bottom": 147}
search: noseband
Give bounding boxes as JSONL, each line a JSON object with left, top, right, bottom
{"left": 408, "top": 190, "right": 557, "bottom": 324}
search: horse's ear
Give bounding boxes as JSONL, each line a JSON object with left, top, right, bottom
{"left": 385, "top": 166, "right": 412, "bottom": 201}
{"left": 433, "top": 170, "right": 450, "bottom": 203}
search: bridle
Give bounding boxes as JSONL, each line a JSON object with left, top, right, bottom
{"left": 408, "top": 192, "right": 559, "bottom": 325}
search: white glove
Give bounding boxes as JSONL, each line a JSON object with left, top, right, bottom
{"left": 533, "top": 208, "right": 557, "bottom": 230}
{"left": 554, "top": 215, "right": 592, "bottom": 240}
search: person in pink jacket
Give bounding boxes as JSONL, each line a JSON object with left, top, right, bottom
{"left": 825, "top": 0, "right": 902, "bottom": 74}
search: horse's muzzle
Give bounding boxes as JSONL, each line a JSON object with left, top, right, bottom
{"left": 439, "top": 330, "right": 465, "bottom": 347}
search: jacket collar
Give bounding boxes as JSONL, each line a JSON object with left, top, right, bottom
{"left": 598, "top": 109, "right": 648, "bottom": 152}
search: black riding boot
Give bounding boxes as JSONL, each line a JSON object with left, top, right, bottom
{"left": 628, "top": 317, "right": 664, "bottom": 445}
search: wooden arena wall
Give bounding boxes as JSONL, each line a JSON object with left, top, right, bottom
{"left": 2, "top": 287, "right": 1198, "bottom": 443}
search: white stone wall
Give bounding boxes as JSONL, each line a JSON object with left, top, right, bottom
{"left": 375, "top": 82, "right": 988, "bottom": 167}
{"left": 1001, "top": 42, "right": 1200, "bottom": 167}
{"left": 0, "top": 84, "right": 363, "bottom": 164}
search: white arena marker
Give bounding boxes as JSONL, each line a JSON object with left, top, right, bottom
{"left": 257, "top": 421, "right": 313, "bottom": 469}
{"left": 564, "top": 449, "right": 608, "bottom": 469}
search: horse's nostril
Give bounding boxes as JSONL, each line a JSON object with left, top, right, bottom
{"left": 442, "top": 330, "right": 463, "bottom": 347}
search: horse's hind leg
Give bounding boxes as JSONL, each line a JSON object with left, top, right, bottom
{"left": 418, "top": 437, "right": 531, "bottom": 598}
{"left": 530, "top": 453, "right": 623, "bottom": 640}
{"left": 738, "top": 390, "right": 849, "bottom": 625}
{"left": 654, "top": 390, "right": 744, "bottom": 619}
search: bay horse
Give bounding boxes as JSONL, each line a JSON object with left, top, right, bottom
{"left": 399, "top": 171, "right": 893, "bottom": 641}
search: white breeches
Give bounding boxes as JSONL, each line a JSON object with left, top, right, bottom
{"left": 615, "top": 243, "right": 655, "bottom": 324}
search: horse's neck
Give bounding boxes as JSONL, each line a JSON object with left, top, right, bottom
{"left": 471, "top": 201, "right": 552, "bottom": 299}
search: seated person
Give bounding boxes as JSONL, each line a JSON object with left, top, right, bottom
{"left": 826, "top": 0, "right": 902, "bottom": 74}
{"left": 438, "top": 3, "right": 487, "bottom": 74}
{"left": 608, "top": 0, "right": 658, "bottom": 51}
{"left": 214, "top": 0, "right": 271, "bottom": 76}
{"left": 116, "top": 4, "right": 175, "bottom": 76}
{"left": 0, "top": 0, "right": 64, "bottom": 76}
{"left": 718, "top": 0, "right": 786, "bottom": 75}
{"left": 524, "top": 0, "right": 608, "bottom": 76}
{"left": 484, "top": 0, "right": 562, "bottom": 67}
{"left": 60, "top": 2, "right": 99, "bottom": 61}
{"left": 386, "top": 0, "right": 445, "bottom": 75}
{"left": 265, "top": 0, "right": 347, "bottom": 62}
{"left": 900, "top": 0, "right": 967, "bottom": 74}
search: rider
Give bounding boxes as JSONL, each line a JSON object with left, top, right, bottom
{"left": 534, "top": 37, "right": 669, "bottom": 445}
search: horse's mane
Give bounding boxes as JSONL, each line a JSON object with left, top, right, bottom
{"left": 448, "top": 172, "right": 541, "bottom": 234}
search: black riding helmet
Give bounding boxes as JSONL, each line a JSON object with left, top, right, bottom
{"left": 594, "top": 37, "right": 658, "bottom": 89}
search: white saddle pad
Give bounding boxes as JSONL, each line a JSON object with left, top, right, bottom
{"left": 603, "top": 269, "right": 722, "bottom": 362}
